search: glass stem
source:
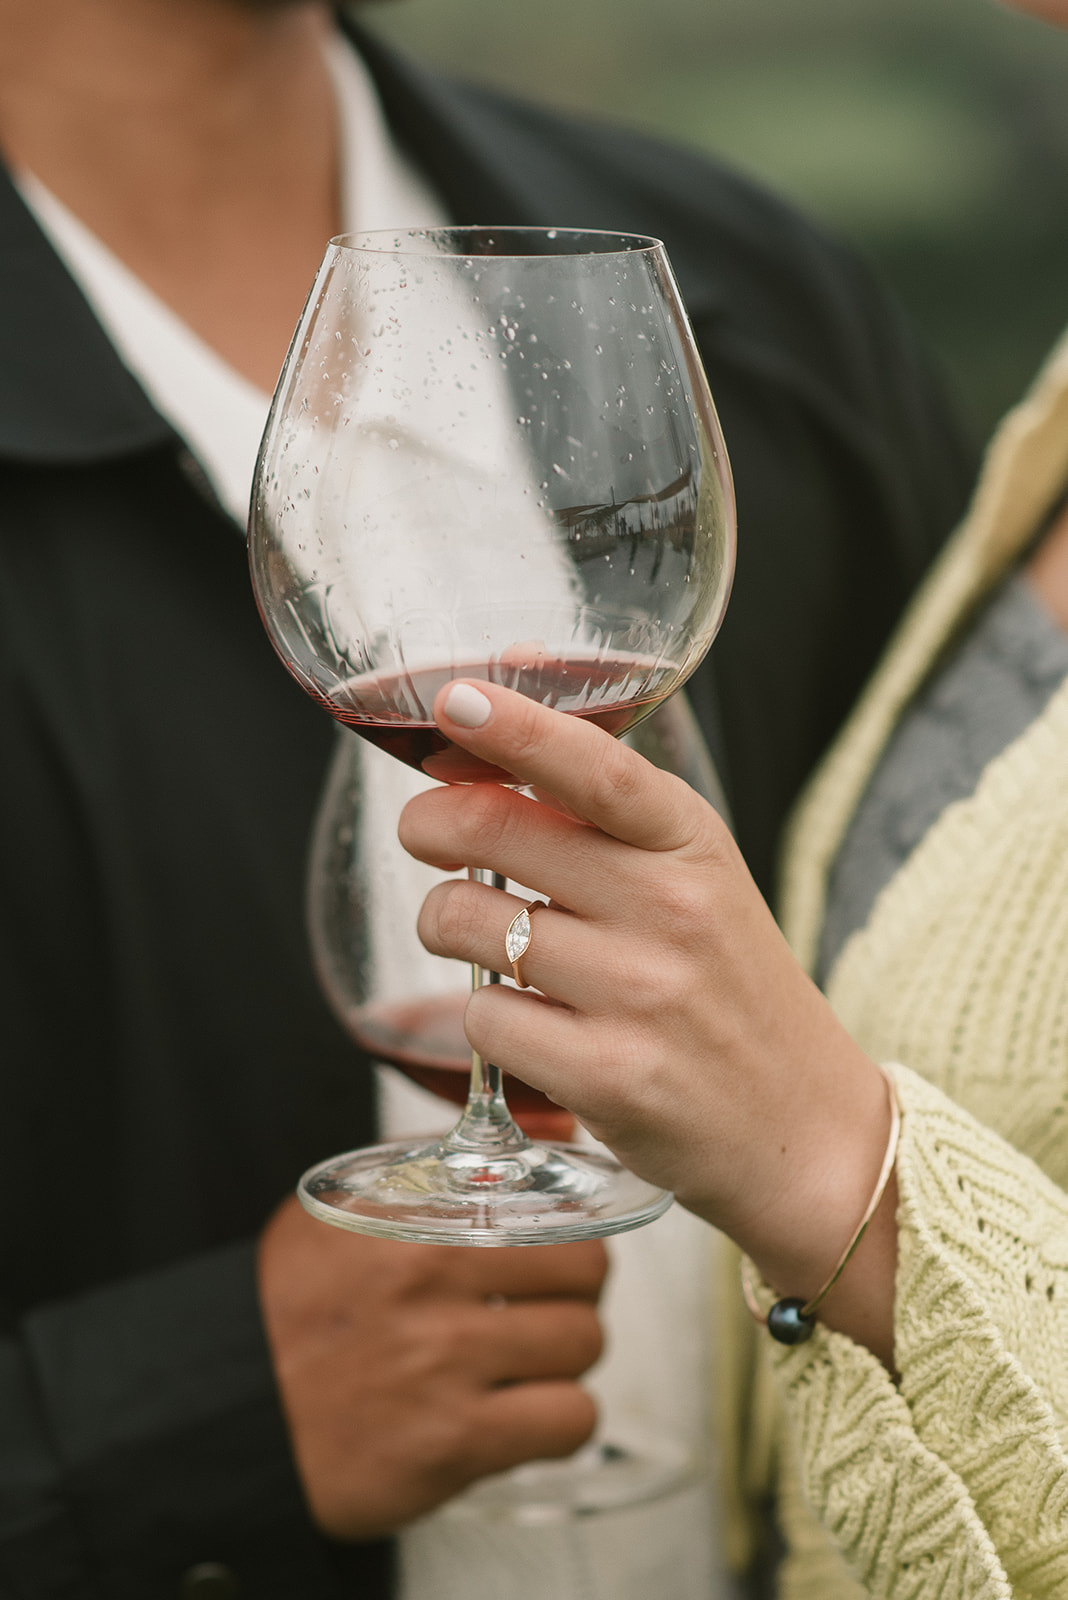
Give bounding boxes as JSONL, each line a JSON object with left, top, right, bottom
{"left": 445, "top": 868, "right": 530, "bottom": 1152}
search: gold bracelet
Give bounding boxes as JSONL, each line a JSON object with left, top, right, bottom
{"left": 741, "top": 1062, "right": 900, "bottom": 1345}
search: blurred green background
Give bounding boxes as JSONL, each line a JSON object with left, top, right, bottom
{"left": 363, "top": 0, "right": 1068, "bottom": 449}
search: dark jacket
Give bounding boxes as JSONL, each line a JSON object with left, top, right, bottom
{"left": 0, "top": 22, "right": 975, "bottom": 1599}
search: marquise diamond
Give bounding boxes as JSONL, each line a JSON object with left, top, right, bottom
{"left": 505, "top": 909, "right": 531, "bottom": 963}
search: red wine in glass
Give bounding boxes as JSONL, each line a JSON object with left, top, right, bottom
{"left": 346, "top": 992, "right": 577, "bottom": 1142}
{"left": 309, "top": 650, "right": 679, "bottom": 783}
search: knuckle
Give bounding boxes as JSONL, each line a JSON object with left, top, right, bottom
{"left": 383, "top": 1241, "right": 454, "bottom": 1301}
{"left": 429, "top": 879, "right": 484, "bottom": 950}
{"left": 583, "top": 736, "right": 640, "bottom": 817}
{"left": 503, "top": 693, "right": 558, "bottom": 773}
{"left": 424, "top": 1314, "right": 472, "bottom": 1373}
{"left": 649, "top": 870, "right": 709, "bottom": 942}
{"left": 407, "top": 1302, "right": 480, "bottom": 1383}
{"left": 609, "top": 951, "right": 674, "bottom": 1017}
{"left": 412, "top": 1405, "right": 478, "bottom": 1482}
{"left": 644, "top": 954, "right": 693, "bottom": 1021}
{"left": 456, "top": 782, "right": 523, "bottom": 859}
{"left": 537, "top": 1303, "right": 605, "bottom": 1374}
{"left": 692, "top": 805, "right": 738, "bottom": 867}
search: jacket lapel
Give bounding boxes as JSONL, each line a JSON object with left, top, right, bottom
{"left": 0, "top": 174, "right": 173, "bottom": 463}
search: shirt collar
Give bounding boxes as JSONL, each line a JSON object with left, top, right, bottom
{"left": 0, "top": 174, "right": 174, "bottom": 462}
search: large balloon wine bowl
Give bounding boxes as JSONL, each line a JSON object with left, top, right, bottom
{"left": 249, "top": 226, "right": 735, "bottom": 1246}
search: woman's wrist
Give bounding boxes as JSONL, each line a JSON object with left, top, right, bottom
{"left": 742, "top": 1063, "right": 900, "bottom": 1352}
{"left": 709, "top": 1035, "right": 899, "bottom": 1367}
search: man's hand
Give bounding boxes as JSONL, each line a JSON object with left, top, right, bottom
{"left": 257, "top": 1195, "right": 607, "bottom": 1539}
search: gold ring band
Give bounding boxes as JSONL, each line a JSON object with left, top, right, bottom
{"left": 505, "top": 900, "right": 545, "bottom": 988}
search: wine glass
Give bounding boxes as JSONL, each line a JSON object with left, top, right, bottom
{"left": 248, "top": 226, "right": 735, "bottom": 1246}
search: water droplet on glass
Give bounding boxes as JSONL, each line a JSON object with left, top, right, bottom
{"left": 388, "top": 438, "right": 399, "bottom": 451}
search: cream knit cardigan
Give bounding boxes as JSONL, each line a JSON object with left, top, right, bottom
{"left": 728, "top": 327, "right": 1068, "bottom": 1600}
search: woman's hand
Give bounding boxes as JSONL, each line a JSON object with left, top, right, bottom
{"left": 399, "top": 680, "right": 898, "bottom": 1364}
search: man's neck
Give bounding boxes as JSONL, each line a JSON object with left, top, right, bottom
{"left": 0, "top": 0, "right": 343, "bottom": 389}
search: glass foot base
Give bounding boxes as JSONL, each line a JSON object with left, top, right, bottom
{"left": 297, "top": 1136, "right": 672, "bottom": 1244}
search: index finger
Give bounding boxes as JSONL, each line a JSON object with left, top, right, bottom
{"left": 434, "top": 680, "right": 700, "bottom": 853}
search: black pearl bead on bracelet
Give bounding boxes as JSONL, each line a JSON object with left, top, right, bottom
{"left": 740, "top": 1063, "right": 901, "bottom": 1345}
{"left": 766, "top": 1298, "right": 816, "bottom": 1345}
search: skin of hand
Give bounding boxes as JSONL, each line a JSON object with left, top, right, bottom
{"left": 398, "top": 681, "right": 899, "bottom": 1368}
{"left": 257, "top": 1195, "right": 607, "bottom": 1539}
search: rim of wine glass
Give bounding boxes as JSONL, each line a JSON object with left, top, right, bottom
{"left": 327, "top": 225, "right": 665, "bottom": 260}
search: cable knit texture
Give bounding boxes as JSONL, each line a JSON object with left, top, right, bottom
{"left": 738, "top": 324, "right": 1068, "bottom": 1597}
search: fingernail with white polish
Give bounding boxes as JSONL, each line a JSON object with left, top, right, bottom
{"left": 443, "top": 683, "right": 492, "bottom": 728}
